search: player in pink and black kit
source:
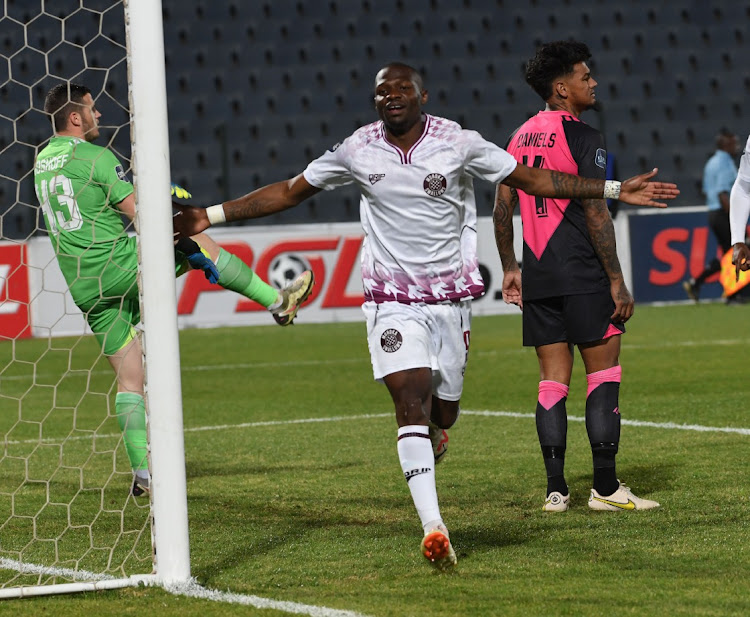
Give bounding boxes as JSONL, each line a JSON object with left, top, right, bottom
{"left": 494, "top": 41, "right": 660, "bottom": 512}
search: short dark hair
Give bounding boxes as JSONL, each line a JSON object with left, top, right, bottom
{"left": 44, "top": 83, "right": 92, "bottom": 132}
{"left": 525, "top": 41, "right": 592, "bottom": 101}
{"left": 715, "top": 128, "right": 736, "bottom": 150}
{"left": 375, "top": 62, "right": 424, "bottom": 92}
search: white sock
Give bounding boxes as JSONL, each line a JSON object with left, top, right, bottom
{"left": 397, "top": 425, "right": 441, "bottom": 533}
{"left": 135, "top": 469, "right": 149, "bottom": 486}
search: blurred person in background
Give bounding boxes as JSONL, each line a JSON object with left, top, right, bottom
{"left": 683, "top": 129, "right": 740, "bottom": 302}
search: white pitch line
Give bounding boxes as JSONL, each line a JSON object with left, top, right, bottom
{"left": 0, "top": 558, "right": 372, "bottom": 616}
{"left": 1, "top": 414, "right": 394, "bottom": 446}
{"left": 181, "top": 412, "right": 392, "bottom": 434}
{"left": 0, "top": 358, "right": 369, "bottom": 383}
{"left": 0, "top": 557, "right": 115, "bottom": 582}
{"left": 462, "top": 410, "right": 750, "bottom": 436}
{"left": 164, "top": 579, "right": 373, "bottom": 617}
{"left": 1, "top": 336, "right": 747, "bottom": 383}
{"left": 4, "top": 411, "right": 750, "bottom": 448}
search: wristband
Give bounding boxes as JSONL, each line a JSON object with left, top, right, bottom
{"left": 206, "top": 204, "right": 226, "bottom": 225}
{"left": 603, "top": 180, "right": 621, "bottom": 200}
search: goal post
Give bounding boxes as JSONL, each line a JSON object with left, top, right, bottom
{"left": 0, "top": 0, "right": 190, "bottom": 598}
{"left": 126, "top": 0, "right": 192, "bottom": 585}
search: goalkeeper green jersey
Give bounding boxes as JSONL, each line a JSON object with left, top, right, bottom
{"left": 33, "top": 136, "right": 136, "bottom": 305}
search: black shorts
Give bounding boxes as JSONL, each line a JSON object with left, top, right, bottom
{"left": 522, "top": 289, "right": 626, "bottom": 347}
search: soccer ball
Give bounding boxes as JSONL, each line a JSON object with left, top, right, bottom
{"left": 268, "top": 253, "right": 310, "bottom": 289}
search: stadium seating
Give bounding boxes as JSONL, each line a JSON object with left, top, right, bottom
{"left": 2, "top": 0, "right": 749, "bottom": 235}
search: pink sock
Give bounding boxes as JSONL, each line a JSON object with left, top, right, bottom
{"left": 586, "top": 365, "right": 622, "bottom": 398}
{"left": 538, "top": 380, "right": 570, "bottom": 410}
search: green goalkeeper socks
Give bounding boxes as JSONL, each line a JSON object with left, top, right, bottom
{"left": 115, "top": 392, "right": 148, "bottom": 472}
{"left": 216, "top": 248, "right": 280, "bottom": 308}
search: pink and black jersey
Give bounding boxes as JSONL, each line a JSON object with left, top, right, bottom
{"left": 304, "top": 114, "right": 517, "bottom": 305}
{"left": 505, "top": 110, "right": 609, "bottom": 300}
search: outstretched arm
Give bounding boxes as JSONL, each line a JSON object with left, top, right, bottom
{"left": 493, "top": 184, "right": 522, "bottom": 308}
{"left": 502, "top": 165, "right": 679, "bottom": 208}
{"left": 173, "top": 174, "right": 322, "bottom": 237}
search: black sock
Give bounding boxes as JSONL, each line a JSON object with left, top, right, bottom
{"left": 586, "top": 372, "right": 622, "bottom": 496}
{"left": 592, "top": 444, "right": 619, "bottom": 496}
{"left": 536, "top": 381, "right": 569, "bottom": 497}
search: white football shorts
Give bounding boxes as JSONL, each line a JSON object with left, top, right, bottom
{"left": 362, "top": 300, "right": 472, "bottom": 401}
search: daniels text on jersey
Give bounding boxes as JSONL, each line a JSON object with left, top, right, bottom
{"left": 514, "top": 132, "right": 556, "bottom": 148}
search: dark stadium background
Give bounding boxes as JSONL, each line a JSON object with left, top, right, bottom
{"left": 1, "top": 0, "right": 748, "bottom": 237}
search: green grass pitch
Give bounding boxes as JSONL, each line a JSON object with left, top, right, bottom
{"left": 1, "top": 303, "right": 749, "bottom": 616}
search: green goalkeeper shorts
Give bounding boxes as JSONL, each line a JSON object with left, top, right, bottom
{"left": 77, "top": 268, "right": 141, "bottom": 356}
{"left": 77, "top": 254, "right": 190, "bottom": 356}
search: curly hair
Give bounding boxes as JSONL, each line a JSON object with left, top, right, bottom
{"left": 525, "top": 41, "right": 592, "bottom": 101}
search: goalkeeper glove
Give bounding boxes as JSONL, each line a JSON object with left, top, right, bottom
{"left": 187, "top": 251, "right": 220, "bottom": 284}
{"left": 170, "top": 183, "right": 192, "bottom": 200}
{"left": 175, "top": 237, "right": 220, "bottom": 284}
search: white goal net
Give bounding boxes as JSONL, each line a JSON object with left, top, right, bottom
{"left": 0, "top": 0, "right": 189, "bottom": 598}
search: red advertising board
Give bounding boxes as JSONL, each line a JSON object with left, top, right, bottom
{"left": 175, "top": 235, "right": 365, "bottom": 316}
{"left": 0, "top": 243, "right": 31, "bottom": 340}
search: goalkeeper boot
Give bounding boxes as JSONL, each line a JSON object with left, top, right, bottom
{"left": 421, "top": 524, "right": 457, "bottom": 570}
{"left": 131, "top": 476, "right": 150, "bottom": 498}
{"left": 428, "top": 425, "right": 449, "bottom": 465}
{"left": 272, "top": 270, "right": 315, "bottom": 326}
{"left": 588, "top": 482, "right": 660, "bottom": 511}
{"left": 542, "top": 491, "right": 570, "bottom": 512}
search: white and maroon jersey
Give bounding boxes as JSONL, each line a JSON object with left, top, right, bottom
{"left": 303, "top": 114, "right": 517, "bottom": 304}
{"left": 504, "top": 110, "right": 610, "bottom": 300}
{"left": 737, "top": 134, "right": 750, "bottom": 183}
{"left": 730, "top": 134, "right": 750, "bottom": 245}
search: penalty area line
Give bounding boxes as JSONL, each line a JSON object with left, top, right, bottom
{"left": 189, "top": 411, "right": 750, "bottom": 437}
{"left": 5, "top": 411, "right": 750, "bottom": 447}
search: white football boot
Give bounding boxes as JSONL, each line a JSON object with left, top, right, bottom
{"left": 542, "top": 491, "right": 570, "bottom": 512}
{"left": 588, "top": 482, "right": 660, "bottom": 511}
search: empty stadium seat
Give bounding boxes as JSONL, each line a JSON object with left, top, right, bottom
{"left": 2, "top": 0, "right": 749, "bottom": 226}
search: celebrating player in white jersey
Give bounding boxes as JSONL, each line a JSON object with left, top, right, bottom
{"left": 730, "top": 134, "right": 750, "bottom": 278}
{"left": 173, "top": 63, "right": 678, "bottom": 570}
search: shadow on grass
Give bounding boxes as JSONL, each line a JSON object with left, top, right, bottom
{"left": 566, "top": 461, "right": 676, "bottom": 499}
{"left": 184, "top": 458, "right": 366, "bottom": 479}
{"left": 187, "top": 491, "right": 416, "bottom": 584}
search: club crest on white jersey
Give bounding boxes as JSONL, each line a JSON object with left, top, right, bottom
{"left": 423, "top": 173, "right": 447, "bottom": 197}
{"left": 302, "top": 114, "right": 518, "bottom": 305}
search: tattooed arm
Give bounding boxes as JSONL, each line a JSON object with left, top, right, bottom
{"left": 502, "top": 164, "right": 678, "bottom": 207}
{"left": 173, "top": 174, "right": 321, "bottom": 237}
{"left": 222, "top": 174, "right": 321, "bottom": 221}
{"left": 493, "top": 183, "right": 523, "bottom": 308}
{"left": 582, "top": 196, "right": 634, "bottom": 323}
